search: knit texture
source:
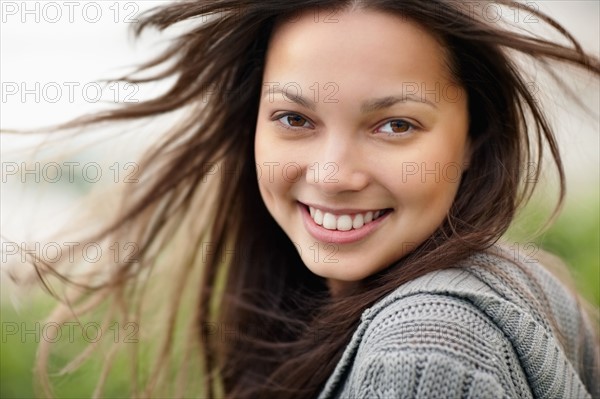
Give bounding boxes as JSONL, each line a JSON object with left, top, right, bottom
{"left": 317, "top": 247, "right": 599, "bottom": 399}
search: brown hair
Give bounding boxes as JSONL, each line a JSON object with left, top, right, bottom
{"left": 11, "top": 0, "right": 599, "bottom": 397}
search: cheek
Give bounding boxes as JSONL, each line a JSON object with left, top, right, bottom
{"left": 395, "top": 179, "right": 457, "bottom": 219}
{"left": 255, "top": 132, "right": 274, "bottom": 201}
{"left": 254, "top": 126, "right": 296, "bottom": 212}
{"left": 254, "top": 119, "right": 270, "bottom": 165}
{"left": 391, "top": 147, "right": 465, "bottom": 211}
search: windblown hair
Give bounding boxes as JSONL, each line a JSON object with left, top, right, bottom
{"left": 14, "top": 0, "right": 599, "bottom": 397}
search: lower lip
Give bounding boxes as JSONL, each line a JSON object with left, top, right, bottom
{"left": 299, "top": 203, "right": 391, "bottom": 245}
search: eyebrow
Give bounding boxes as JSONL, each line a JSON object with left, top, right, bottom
{"left": 264, "top": 88, "right": 438, "bottom": 112}
{"left": 266, "top": 87, "right": 317, "bottom": 111}
{"left": 361, "top": 94, "right": 438, "bottom": 112}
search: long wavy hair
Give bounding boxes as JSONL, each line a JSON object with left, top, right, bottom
{"left": 10, "top": 0, "right": 599, "bottom": 397}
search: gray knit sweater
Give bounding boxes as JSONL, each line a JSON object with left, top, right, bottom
{"left": 317, "top": 248, "right": 598, "bottom": 398}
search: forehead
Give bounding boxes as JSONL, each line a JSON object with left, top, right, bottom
{"left": 264, "top": 8, "right": 454, "bottom": 90}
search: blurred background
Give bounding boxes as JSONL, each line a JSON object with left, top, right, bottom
{"left": 1, "top": 1, "right": 598, "bottom": 397}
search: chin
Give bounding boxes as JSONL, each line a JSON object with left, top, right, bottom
{"left": 300, "top": 254, "right": 378, "bottom": 283}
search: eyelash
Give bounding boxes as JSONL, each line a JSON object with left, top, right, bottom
{"left": 374, "top": 119, "right": 419, "bottom": 136}
{"left": 272, "top": 112, "right": 420, "bottom": 137}
{"left": 273, "top": 112, "right": 314, "bottom": 130}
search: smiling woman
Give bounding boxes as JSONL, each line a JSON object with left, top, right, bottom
{"left": 9, "top": 1, "right": 600, "bottom": 398}
{"left": 255, "top": 9, "right": 471, "bottom": 291}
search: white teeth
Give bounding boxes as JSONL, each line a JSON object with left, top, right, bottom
{"left": 307, "top": 206, "right": 387, "bottom": 231}
{"left": 314, "top": 209, "right": 323, "bottom": 225}
{"left": 352, "top": 213, "right": 364, "bottom": 229}
{"left": 322, "top": 212, "right": 337, "bottom": 229}
{"left": 337, "top": 215, "right": 353, "bottom": 231}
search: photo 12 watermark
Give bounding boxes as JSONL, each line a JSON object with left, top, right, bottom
{"left": 1, "top": 81, "right": 140, "bottom": 105}
{"left": 1, "top": 161, "right": 140, "bottom": 184}
{"left": 2, "top": 241, "right": 140, "bottom": 265}
{"left": 1, "top": 1, "right": 141, "bottom": 24}
{"left": 1, "top": 321, "right": 138, "bottom": 344}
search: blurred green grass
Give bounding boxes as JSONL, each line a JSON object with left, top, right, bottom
{"left": 0, "top": 300, "right": 133, "bottom": 398}
{"left": 505, "top": 191, "right": 600, "bottom": 307}
{"left": 2, "top": 194, "right": 598, "bottom": 398}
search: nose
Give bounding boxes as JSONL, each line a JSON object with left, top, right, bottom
{"left": 306, "top": 134, "right": 370, "bottom": 195}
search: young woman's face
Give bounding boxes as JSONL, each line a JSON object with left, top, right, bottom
{"left": 255, "top": 8, "right": 470, "bottom": 293}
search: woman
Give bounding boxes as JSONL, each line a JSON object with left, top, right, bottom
{"left": 17, "top": 1, "right": 599, "bottom": 398}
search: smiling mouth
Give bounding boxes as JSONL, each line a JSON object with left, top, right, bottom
{"left": 300, "top": 202, "right": 393, "bottom": 232}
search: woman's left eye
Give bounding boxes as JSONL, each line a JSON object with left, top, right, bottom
{"left": 376, "top": 119, "right": 417, "bottom": 136}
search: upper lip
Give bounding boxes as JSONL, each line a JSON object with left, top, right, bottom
{"left": 298, "top": 201, "right": 390, "bottom": 215}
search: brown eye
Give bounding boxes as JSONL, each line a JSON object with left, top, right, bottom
{"left": 286, "top": 114, "right": 308, "bottom": 127}
{"left": 376, "top": 119, "right": 417, "bottom": 136}
{"left": 389, "top": 120, "right": 410, "bottom": 133}
{"left": 274, "top": 113, "right": 313, "bottom": 131}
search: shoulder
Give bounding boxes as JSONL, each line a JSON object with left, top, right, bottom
{"left": 344, "top": 289, "right": 531, "bottom": 398}
{"left": 318, "top": 249, "right": 594, "bottom": 399}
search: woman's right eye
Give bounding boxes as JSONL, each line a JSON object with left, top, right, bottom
{"left": 274, "top": 113, "right": 313, "bottom": 129}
